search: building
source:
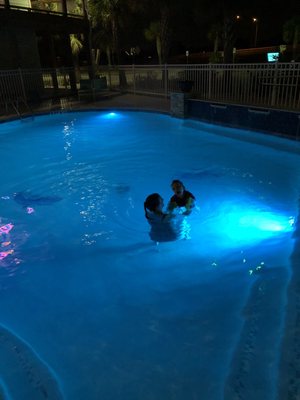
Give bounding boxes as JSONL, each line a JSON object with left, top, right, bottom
{"left": 0, "top": 0, "right": 88, "bottom": 70}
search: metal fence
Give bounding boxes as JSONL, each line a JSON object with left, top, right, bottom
{"left": 107, "top": 63, "right": 300, "bottom": 111}
{"left": 0, "top": 67, "right": 74, "bottom": 101}
{"left": 0, "top": 1, "right": 85, "bottom": 17}
{"left": 0, "top": 63, "right": 299, "bottom": 113}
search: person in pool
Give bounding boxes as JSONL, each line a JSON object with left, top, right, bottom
{"left": 144, "top": 193, "right": 178, "bottom": 242}
{"left": 167, "top": 180, "right": 195, "bottom": 215}
{"left": 144, "top": 193, "right": 170, "bottom": 222}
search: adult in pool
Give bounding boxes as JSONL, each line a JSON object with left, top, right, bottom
{"left": 144, "top": 193, "right": 178, "bottom": 242}
{"left": 144, "top": 193, "right": 169, "bottom": 222}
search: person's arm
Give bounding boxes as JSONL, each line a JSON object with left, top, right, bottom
{"left": 167, "top": 200, "right": 177, "bottom": 213}
{"left": 150, "top": 211, "right": 174, "bottom": 223}
{"left": 183, "top": 197, "right": 195, "bottom": 215}
{"left": 162, "top": 212, "right": 176, "bottom": 222}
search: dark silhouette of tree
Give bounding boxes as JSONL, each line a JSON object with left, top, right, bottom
{"left": 223, "top": 16, "right": 236, "bottom": 63}
{"left": 208, "top": 23, "right": 223, "bottom": 62}
{"left": 93, "top": 26, "right": 113, "bottom": 66}
{"left": 159, "top": 2, "right": 171, "bottom": 63}
{"left": 88, "top": 0, "right": 122, "bottom": 64}
{"left": 139, "top": 0, "right": 173, "bottom": 63}
{"left": 145, "top": 21, "right": 162, "bottom": 64}
{"left": 283, "top": 16, "right": 300, "bottom": 61}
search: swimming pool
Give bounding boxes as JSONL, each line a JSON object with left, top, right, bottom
{"left": 0, "top": 111, "right": 300, "bottom": 400}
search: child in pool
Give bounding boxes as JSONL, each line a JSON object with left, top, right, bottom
{"left": 167, "top": 180, "right": 195, "bottom": 215}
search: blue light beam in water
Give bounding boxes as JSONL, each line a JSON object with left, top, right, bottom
{"left": 221, "top": 206, "right": 294, "bottom": 244}
{"left": 194, "top": 200, "right": 295, "bottom": 249}
{"left": 239, "top": 212, "right": 294, "bottom": 232}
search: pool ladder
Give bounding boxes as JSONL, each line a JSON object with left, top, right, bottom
{"left": 3, "top": 97, "right": 33, "bottom": 119}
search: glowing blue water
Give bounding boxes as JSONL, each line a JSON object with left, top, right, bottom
{"left": 0, "top": 111, "right": 299, "bottom": 400}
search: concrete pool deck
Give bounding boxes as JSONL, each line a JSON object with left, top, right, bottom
{"left": 74, "top": 93, "right": 171, "bottom": 113}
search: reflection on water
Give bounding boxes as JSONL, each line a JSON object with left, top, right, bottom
{"left": 0, "top": 221, "right": 24, "bottom": 278}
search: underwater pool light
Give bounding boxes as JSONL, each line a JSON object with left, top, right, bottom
{"left": 101, "top": 112, "right": 121, "bottom": 119}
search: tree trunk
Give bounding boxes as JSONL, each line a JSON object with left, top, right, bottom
{"left": 293, "top": 26, "right": 299, "bottom": 60}
{"left": 160, "top": 4, "right": 170, "bottom": 64}
{"left": 214, "top": 35, "right": 219, "bottom": 53}
{"left": 156, "top": 36, "right": 162, "bottom": 65}
{"left": 95, "top": 49, "right": 101, "bottom": 65}
{"left": 223, "top": 17, "right": 235, "bottom": 64}
{"left": 106, "top": 46, "right": 112, "bottom": 66}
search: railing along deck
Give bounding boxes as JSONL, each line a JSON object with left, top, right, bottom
{"left": 112, "top": 63, "right": 300, "bottom": 111}
{"left": 0, "top": 63, "right": 299, "bottom": 113}
{"left": 0, "top": 2, "right": 84, "bottom": 17}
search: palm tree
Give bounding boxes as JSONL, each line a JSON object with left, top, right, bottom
{"left": 70, "top": 34, "right": 83, "bottom": 81}
{"left": 159, "top": 2, "right": 171, "bottom": 64}
{"left": 223, "top": 16, "right": 235, "bottom": 64}
{"left": 208, "top": 23, "right": 222, "bottom": 63}
{"left": 88, "top": 0, "right": 122, "bottom": 65}
{"left": 93, "top": 27, "right": 113, "bottom": 66}
{"left": 145, "top": 21, "right": 162, "bottom": 64}
{"left": 283, "top": 16, "right": 300, "bottom": 61}
{"left": 127, "top": 0, "right": 170, "bottom": 64}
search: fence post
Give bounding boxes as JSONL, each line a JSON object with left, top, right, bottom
{"left": 164, "top": 64, "right": 168, "bottom": 97}
{"left": 208, "top": 64, "right": 212, "bottom": 100}
{"left": 108, "top": 65, "right": 112, "bottom": 90}
{"left": 133, "top": 63, "right": 136, "bottom": 95}
{"left": 18, "top": 68, "right": 27, "bottom": 103}
{"left": 271, "top": 62, "right": 279, "bottom": 107}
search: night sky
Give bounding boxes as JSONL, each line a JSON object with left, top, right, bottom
{"left": 173, "top": 0, "right": 300, "bottom": 49}
{"left": 233, "top": 0, "right": 299, "bottom": 45}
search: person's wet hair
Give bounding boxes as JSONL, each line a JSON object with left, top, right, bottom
{"left": 144, "top": 193, "right": 162, "bottom": 217}
{"left": 171, "top": 180, "right": 185, "bottom": 190}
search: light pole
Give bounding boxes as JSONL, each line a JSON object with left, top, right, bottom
{"left": 253, "top": 17, "right": 258, "bottom": 47}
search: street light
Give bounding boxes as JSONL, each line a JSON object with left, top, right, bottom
{"left": 253, "top": 17, "right": 258, "bottom": 47}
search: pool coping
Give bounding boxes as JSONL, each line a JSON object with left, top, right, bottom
{"left": 187, "top": 98, "right": 300, "bottom": 142}
{"left": 1, "top": 93, "right": 300, "bottom": 155}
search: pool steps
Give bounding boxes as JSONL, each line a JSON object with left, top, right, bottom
{"left": 276, "top": 200, "right": 300, "bottom": 400}
{"left": 224, "top": 267, "right": 288, "bottom": 400}
{"left": 0, "top": 324, "right": 64, "bottom": 400}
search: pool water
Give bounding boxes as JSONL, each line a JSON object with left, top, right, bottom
{"left": 0, "top": 111, "right": 299, "bottom": 400}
